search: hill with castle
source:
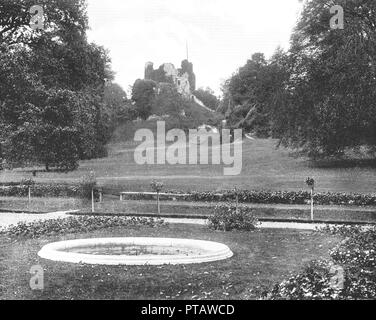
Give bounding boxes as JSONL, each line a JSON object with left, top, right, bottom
{"left": 144, "top": 59, "right": 215, "bottom": 114}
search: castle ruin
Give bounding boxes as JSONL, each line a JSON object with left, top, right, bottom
{"left": 144, "top": 59, "right": 196, "bottom": 99}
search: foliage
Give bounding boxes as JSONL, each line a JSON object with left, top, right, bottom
{"left": 266, "top": 226, "right": 376, "bottom": 299}
{"left": 223, "top": 51, "right": 288, "bottom": 137}
{"left": 80, "top": 171, "right": 97, "bottom": 199}
{"left": 151, "top": 180, "right": 164, "bottom": 193}
{"left": 131, "top": 79, "right": 156, "bottom": 120}
{"left": 0, "top": 184, "right": 81, "bottom": 198}
{"left": 120, "top": 189, "right": 376, "bottom": 206}
{"left": 0, "top": 0, "right": 88, "bottom": 47}
{"left": 224, "top": 0, "right": 376, "bottom": 157}
{"left": 274, "top": 0, "right": 376, "bottom": 157}
{"left": 0, "top": 0, "right": 113, "bottom": 171}
{"left": 103, "top": 82, "right": 136, "bottom": 127}
{"left": 265, "top": 259, "right": 340, "bottom": 299}
{"left": 208, "top": 203, "right": 259, "bottom": 231}
{"left": 193, "top": 88, "right": 219, "bottom": 111}
{"left": 20, "top": 178, "right": 35, "bottom": 186}
{"left": 0, "top": 215, "right": 165, "bottom": 239}
{"left": 306, "top": 177, "right": 315, "bottom": 187}
{"left": 152, "top": 83, "right": 184, "bottom": 119}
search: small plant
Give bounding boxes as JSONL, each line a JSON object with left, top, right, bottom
{"left": 20, "top": 178, "right": 35, "bottom": 186}
{"left": 306, "top": 177, "right": 315, "bottom": 188}
{"left": 151, "top": 180, "right": 164, "bottom": 215}
{"left": 208, "top": 203, "right": 259, "bottom": 231}
{"left": 20, "top": 178, "right": 35, "bottom": 202}
{"left": 80, "top": 171, "right": 97, "bottom": 200}
{"left": 306, "top": 177, "right": 315, "bottom": 220}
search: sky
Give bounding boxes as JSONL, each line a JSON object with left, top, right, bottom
{"left": 87, "top": 0, "right": 303, "bottom": 96}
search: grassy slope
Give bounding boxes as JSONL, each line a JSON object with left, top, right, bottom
{"left": 0, "top": 224, "right": 340, "bottom": 300}
{"left": 1, "top": 138, "right": 376, "bottom": 194}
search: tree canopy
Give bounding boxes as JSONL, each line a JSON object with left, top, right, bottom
{"left": 0, "top": 0, "right": 114, "bottom": 171}
{"left": 224, "top": 0, "right": 376, "bottom": 158}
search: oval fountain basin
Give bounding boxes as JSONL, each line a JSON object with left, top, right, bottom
{"left": 38, "top": 237, "right": 233, "bottom": 265}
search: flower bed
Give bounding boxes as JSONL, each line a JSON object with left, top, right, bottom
{"left": 0, "top": 215, "right": 165, "bottom": 239}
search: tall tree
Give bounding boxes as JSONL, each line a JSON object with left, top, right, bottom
{"left": 225, "top": 52, "right": 287, "bottom": 137}
{"left": 131, "top": 79, "right": 156, "bottom": 120}
{"left": 0, "top": 0, "right": 113, "bottom": 171}
{"left": 274, "top": 0, "right": 376, "bottom": 157}
{"left": 193, "top": 87, "right": 220, "bottom": 111}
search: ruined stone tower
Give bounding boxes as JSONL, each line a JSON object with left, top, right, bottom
{"left": 144, "top": 59, "right": 196, "bottom": 98}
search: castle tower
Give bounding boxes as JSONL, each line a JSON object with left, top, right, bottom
{"left": 145, "top": 62, "right": 154, "bottom": 80}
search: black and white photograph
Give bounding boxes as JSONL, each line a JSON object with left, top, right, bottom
{"left": 0, "top": 0, "right": 375, "bottom": 307}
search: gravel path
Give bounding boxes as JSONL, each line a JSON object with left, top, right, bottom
{"left": 0, "top": 211, "right": 370, "bottom": 231}
{"left": 0, "top": 210, "right": 79, "bottom": 229}
{"left": 162, "top": 218, "right": 327, "bottom": 230}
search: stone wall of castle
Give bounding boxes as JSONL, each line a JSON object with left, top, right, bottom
{"left": 144, "top": 60, "right": 196, "bottom": 98}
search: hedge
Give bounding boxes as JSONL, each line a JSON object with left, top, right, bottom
{"left": 0, "top": 184, "right": 81, "bottom": 198}
{"left": 0, "top": 215, "right": 165, "bottom": 239}
{"left": 120, "top": 189, "right": 376, "bottom": 206}
{"left": 2, "top": 184, "right": 376, "bottom": 206}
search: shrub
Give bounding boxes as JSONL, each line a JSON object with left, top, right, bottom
{"left": 0, "top": 184, "right": 81, "bottom": 198}
{"left": 20, "top": 178, "right": 35, "bottom": 186}
{"left": 265, "top": 260, "right": 340, "bottom": 300}
{"left": 265, "top": 226, "right": 376, "bottom": 299}
{"left": 79, "top": 172, "right": 97, "bottom": 199}
{"left": 118, "top": 189, "right": 376, "bottom": 206}
{"left": 151, "top": 180, "right": 164, "bottom": 193}
{"left": 208, "top": 203, "right": 259, "bottom": 231}
{"left": 0, "top": 215, "right": 165, "bottom": 239}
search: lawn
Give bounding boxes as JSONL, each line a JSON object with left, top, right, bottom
{"left": 1, "top": 139, "right": 376, "bottom": 194}
{"left": 0, "top": 223, "right": 341, "bottom": 300}
{"left": 0, "top": 197, "right": 84, "bottom": 213}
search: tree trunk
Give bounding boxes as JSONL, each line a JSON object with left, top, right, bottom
{"left": 157, "top": 192, "right": 160, "bottom": 215}
{"left": 310, "top": 187, "right": 314, "bottom": 221}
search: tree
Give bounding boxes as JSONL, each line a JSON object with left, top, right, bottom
{"left": 131, "top": 79, "right": 156, "bottom": 120}
{"left": 0, "top": 0, "right": 88, "bottom": 48}
{"left": 0, "top": 0, "right": 114, "bottom": 171}
{"left": 224, "top": 52, "right": 287, "bottom": 137}
{"left": 103, "top": 82, "right": 135, "bottom": 128}
{"left": 193, "top": 87, "right": 220, "bottom": 111}
{"left": 273, "top": 0, "right": 376, "bottom": 157}
{"left": 152, "top": 83, "right": 184, "bottom": 118}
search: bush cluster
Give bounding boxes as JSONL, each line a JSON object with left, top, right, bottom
{"left": 0, "top": 178, "right": 99, "bottom": 199}
{"left": 208, "top": 203, "right": 259, "bottom": 231}
{"left": 0, "top": 215, "right": 165, "bottom": 239}
{"left": 0, "top": 184, "right": 81, "bottom": 198}
{"left": 2, "top": 184, "right": 376, "bottom": 206}
{"left": 189, "top": 190, "right": 376, "bottom": 206}
{"left": 121, "top": 189, "right": 376, "bottom": 206}
{"left": 80, "top": 172, "right": 97, "bottom": 199}
{"left": 265, "top": 226, "right": 376, "bottom": 299}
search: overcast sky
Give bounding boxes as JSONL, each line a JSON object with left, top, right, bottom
{"left": 87, "top": 0, "right": 303, "bottom": 96}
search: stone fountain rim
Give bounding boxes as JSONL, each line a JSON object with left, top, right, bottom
{"left": 37, "top": 237, "right": 234, "bottom": 265}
